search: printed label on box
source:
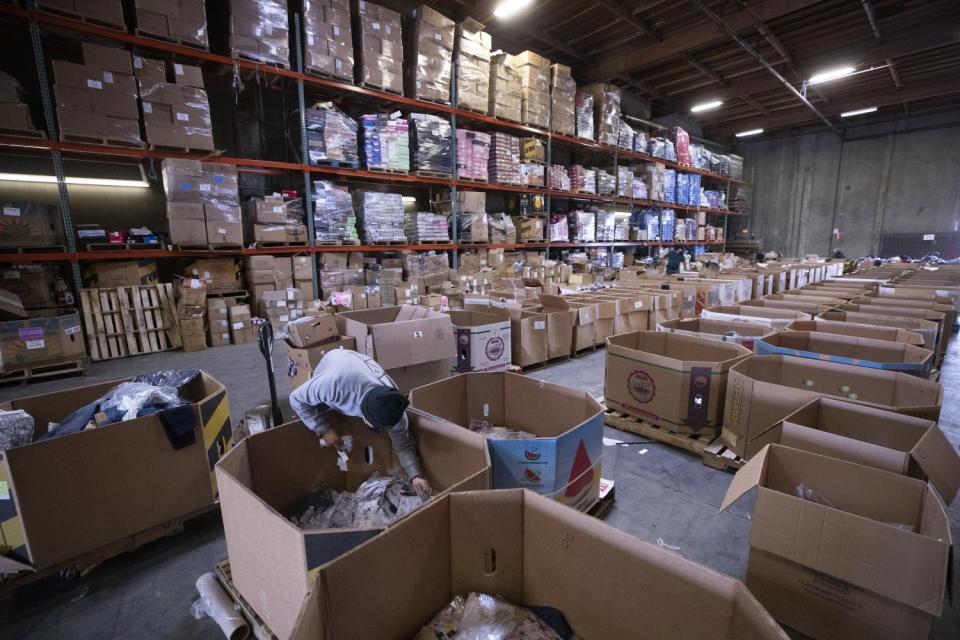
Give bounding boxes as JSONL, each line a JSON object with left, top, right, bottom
{"left": 217, "top": 227, "right": 226, "bottom": 234}
{"left": 276, "top": 300, "right": 287, "bottom": 308}
{"left": 307, "top": 35, "right": 314, "bottom": 45}
{"left": 232, "top": 322, "right": 245, "bottom": 330}
{"left": 0, "top": 480, "right": 8, "bottom": 500}
{"left": 86, "top": 79, "right": 102, "bottom": 90}
{"left": 175, "top": 63, "right": 184, "bottom": 75}
{"left": 199, "top": 183, "right": 211, "bottom": 192}
{"left": 4, "top": 271, "right": 20, "bottom": 279}
{"left": 213, "top": 174, "right": 225, "bottom": 183}
{"left": 634, "top": 301, "right": 644, "bottom": 309}
{"left": 103, "top": 71, "right": 114, "bottom": 83}
{"left": 134, "top": 56, "right": 143, "bottom": 68}
{"left": 534, "top": 320, "right": 546, "bottom": 330}
{"left": 273, "top": 206, "right": 283, "bottom": 213}
{"left": 414, "top": 330, "right": 423, "bottom": 338}
{"left": 287, "top": 290, "right": 296, "bottom": 300}
{"left": 25, "top": 339, "right": 44, "bottom": 350}
{"left": 176, "top": 112, "right": 189, "bottom": 122}
{"left": 3, "top": 207, "right": 20, "bottom": 216}
{"left": 143, "top": 102, "right": 153, "bottom": 113}
{"left": 372, "top": 22, "right": 380, "bottom": 30}
{"left": 65, "top": 325, "right": 81, "bottom": 335}
{"left": 180, "top": 181, "right": 193, "bottom": 191}
{"left": 18, "top": 327, "right": 43, "bottom": 342}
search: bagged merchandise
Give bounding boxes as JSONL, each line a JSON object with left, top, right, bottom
{"left": 548, "top": 214, "right": 569, "bottom": 242}
{"left": 354, "top": 191, "right": 405, "bottom": 242}
{"left": 519, "top": 163, "right": 544, "bottom": 188}
{"left": 581, "top": 83, "right": 621, "bottom": 146}
{"left": 488, "top": 132, "right": 520, "bottom": 185}
{"left": 663, "top": 169, "right": 677, "bottom": 203}
{"left": 660, "top": 126, "right": 691, "bottom": 166}
{"left": 513, "top": 50, "right": 550, "bottom": 129}
{"left": 137, "top": 57, "right": 215, "bottom": 150}
{"left": 648, "top": 137, "right": 676, "bottom": 162}
{"left": 487, "top": 213, "right": 516, "bottom": 244}
{"left": 549, "top": 164, "right": 570, "bottom": 191}
{"left": 705, "top": 190, "right": 726, "bottom": 209}
{"left": 357, "top": 1, "right": 403, "bottom": 94}
{"left": 313, "top": 180, "right": 358, "bottom": 243}
{"left": 424, "top": 592, "right": 566, "bottom": 640}
{"left": 614, "top": 216, "right": 629, "bottom": 241}
{"left": 359, "top": 112, "right": 409, "bottom": 171}
{"left": 408, "top": 4, "right": 454, "bottom": 103}
{"left": 302, "top": 0, "right": 353, "bottom": 80}
{"left": 617, "top": 166, "right": 633, "bottom": 197}
{"left": 229, "top": 0, "right": 289, "bottom": 67}
{"left": 488, "top": 51, "right": 521, "bottom": 121}
{"left": 575, "top": 90, "right": 594, "bottom": 141}
{"left": 455, "top": 18, "right": 492, "bottom": 112}
{"left": 457, "top": 129, "right": 491, "bottom": 181}
{"left": 305, "top": 102, "right": 358, "bottom": 165}
{"left": 633, "top": 128, "right": 648, "bottom": 153}
{"left": 660, "top": 208, "right": 676, "bottom": 242}
{"left": 617, "top": 119, "right": 635, "bottom": 151}
{"left": 676, "top": 172, "right": 690, "bottom": 205}
{"left": 632, "top": 176, "right": 647, "bottom": 200}
{"left": 643, "top": 162, "right": 665, "bottom": 201}
{"left": 688, "top": 173, "right": 701, "bottom": 204}
{"left": 402, "top": 251, "right": 449, "bottom": 289}
{"left": 458, "top": 212, "right": 489, "bottom": 243}
{"left": 596, "top": 169, "right": 615, "bottom": 196}
{"left": 405, "top": 211, "right": 450, "bottom": 243}
{"left": 0, "top": 409, "right": 34, "bottom": 452}
{"left": 569, "top": 210, "right": 595, "bottom": 243}
{"left": 635, "top": 208, "right": 659, "bottom": 240}
{"left": 549, "top": 63, "right": 575, "bottom": 135}
{"left": 595, "top": 211, "right": 616, "bottom": 242}
{"left": 410, "top": 113, "right": 453, "bottom": 174}
{"left": 468, "top": 419, "right": 535, "bottom": 440}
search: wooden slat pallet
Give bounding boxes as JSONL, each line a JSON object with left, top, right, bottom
{"left": 79, "top": 284, "right": 181, "bottom": 361}
{"left": 701, "top": 439, "right": 745, "bottom": 472}
{"left": 0, "top": 244, "right": 67, "bottom": 254}
{"left": 413, "top": 170, "right": 452, "bottom": 179}
{"left": 359, "top": 81, "right": 402, "bottom": 97}
{"left": 215, "top": 559, "right": 277, "bottom": 640}
{"left": 147, "top": 143, "right": 217, "bottom": 154}
{"left": 0, "top": 358, "right": 89, "bottom": 386}
{"left": 86, "top": 243, "right": 163, "bottom": 252}
{"left": 315, "top": 239, "right": 361, "bottom": 246}
{"left": 60, "top": 133, "right": 145, "bottom": 149}
{"left": 367, "top": 167, "right": 410, "bottom": 176}
{"left": 133, "top": 29, "right": 210, "bottom": 51}
{"left": 0, "top": 127, "right": 46, "bottom": 139}
{"left": 458, "top": 176, "right": 489, "bottom": 184}
{"left": 310, "top": 158, "right": 359, "bottom": 169}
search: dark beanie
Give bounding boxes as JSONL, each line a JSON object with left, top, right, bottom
{"left": 360, "top": 386, "right": 409, "bottom": 429}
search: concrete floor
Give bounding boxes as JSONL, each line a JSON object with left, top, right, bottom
{"left": 1, "top": 339, "right": 958, "bottom": 640}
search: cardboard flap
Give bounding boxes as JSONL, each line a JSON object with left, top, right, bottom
{"left": 539, "top": 294, "right": 569, "bottom": 310}
{"left": 913, "top": 426, "right": 960, "bottom": 505}
{"left": 720, "top": 445, "right": 770, "bottom": 511}
{"left": 0, "top": 553, "right": 32, "bottom": 575}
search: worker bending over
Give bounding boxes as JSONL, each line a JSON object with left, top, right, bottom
{"left": 289, "top": 349, "right": 432, "bottom": 495}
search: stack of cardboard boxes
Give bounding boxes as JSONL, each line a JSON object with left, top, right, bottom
{"left": 454, "top": 18, "right": 491, "bottom": 112}
{"left": 284, "top": 312, "right": 355, "bottom": 387}
{"left": 243, "top": 194, "right": 307, "bottom": 244}
{"left": 244, "top": 255, "right": 294, "bottom": 304}
{"left": 185, "top": 257, "right": 241, "bottom": 293}
{"left": 303, "top": 0, "right": 353, "bottom": 81}
{"left": 261, "top": 288, "right": 305, "bottom": 333}
{"left": 229, "top": 303, "right": 255, "bottom": 343}
{"left": 0, "top": 72, "right": 42, "bottom": 137}
{"left": 177, "top": 281, "right": 207, "bottom": 352}
{"left": 488, "top": 52, "right": 521, "bottom": 122}
{"left": 356, "top": 1, "right": 403, "bottom": 94}
{"left": 0, "top": 202, "right": 60, "bottom": 249}
{"left": 52, "top": 43, "right": 142, "bottom": 145}
{"left": 229, "top": 0, "right": 290, "bottom": 67}
{"left": 292, "top": 256, "right": 315, "bottom": 298}
{"left": 407, "top": 4, "right": 454, "bottom": 103}
{"left": 39, "top": 0, "right": 124, "bottom": 28}
{"left": 135, "top": 56, "right": 214, "bottom": 151}
{"left": 162, "top": 159, "right": 242, "bottom": 247}
{"left": 582, "top": 82, "right": 622, "bottom": 147}
{"left": 549, "top": 63, "right": 575, "bottom": 135}
{"left": 513, "top": 51, "right": 551, "bottom": 129}
{"left": 206, "top": 298, "right": 232, "bottom": 347}
{"left": 133, "top": 0, "right": 208, "bottom": 50}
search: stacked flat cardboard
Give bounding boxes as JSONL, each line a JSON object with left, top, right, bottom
{"left": 356, "top": 1, "right": 403, "bottom": 94}
{"left": 134, "top": 0, "right": 208, "bottom": 49}
{"left": 406, "top": 5, "right": 454, "bottom": 103}
{"left": 229, "top": 0, "right": 290, "bottom": 67}
{"left": 550, "top": 63, "right": 575, "bottom": 135}
{"left": 162, "top": 159, "right": 242, "bottom": 246}
{"left": 0, "top": 71, "right": 42, "bottom": 136}
{"left": 488, "top": 51, "right": 521, "bottom": 121}
{"left": 135, "top": 56, "right": 214, "bottom": 150}
{"left": 455, "top": 18, "right": 491, "bottom": 112}
{"left": 513, "top": 50, "right": 550, "bottom": 129}
{"left": 303, "top": 0, "right": 353, "bottom": 81}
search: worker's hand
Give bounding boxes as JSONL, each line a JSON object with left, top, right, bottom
{"left": 320, "top": 430, "right": 343, "bottom": 449}
{"left": 412, "top": 476, "right": 433, "bottom": 496}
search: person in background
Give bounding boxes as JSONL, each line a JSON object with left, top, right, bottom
{"left": 665, "top": 246, "right": 684, "bottom": 275}
{"left": 289, "top": 349, "right": 432, "bottom": 494}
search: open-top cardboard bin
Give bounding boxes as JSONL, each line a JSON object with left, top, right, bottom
{"left": 817, "top": 310, "right": 939, "bottom": 351}
{"left": 750, "top": 398, "right": 960, "bottom": 504}
{"left": 0, "top": 371, "right": 230, "bottom": 575}
{"left": 722, "top": 444, "right": 953, "bottom": 640}
{"left": 606, "top": 331, "right": 751, "bottom": 434}
{"left": 722, "top": 355, "right": 943, "bottom": 458}
{"left": 286, "top": 488, "right": 788, "bottom": 640}
{"left": 409, "top": 372, "right": 604, "bottom": 512}
{"left": 216, "top": 413, "right": 490, "bottom": 640}
{"left": 784, "top": 319, "right": 926, "bottom": 347}
{"left": 449, "top": 310, "right": 511, "bottom": 373}
{"left": 703, "top": 305, "right": 810, "bottom": 329}
{"left": 657, "top": 317, "right": 777, "bottom": 351}
{"left": 756, "top": 330, "right": 934, "bottom": 376}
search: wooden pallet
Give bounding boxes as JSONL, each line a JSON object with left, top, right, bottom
{"left": 701, "top": 439, "right": 745, "bottom": 472}
{"left": 0, "top": 358, "right": 89, "bottom": 386}
{"left": 79, "top": 284, "right": 181, "bottom": 361}
{"left": 133, "top": 29, "right": 209, "bottom": 51}
{"left": 456, "top": 104, "right": 488, "bottom": 116}
{"left": 364, "top": 240, "right": 408, "bottom": 245}
{"left": 254, "top": 241, "right": 309, "bottom": 247}
{"left": 173, "top": 244, "right": 243, "bottom": 252}
{"left": 315, "top": 239, "right": 361, "bottom": 246}
{"left": 0, "top": 244, "right": 66, "bottom": 254}
{"left": 60, "top": 133, "right": 145, "bottom": 148}
{"left": 0, "top": 127, "right": 46, "bottom": 139}
{"left": 311, "top": 158, "right": 360, "bottom": 169}
{"left": 147, "top": 143, "right": 217, "bottom": 155}
{"left": 359, "top": 81, "right": 402, "bottom": 96}
{"left": 367, "top": 167, "right": 409, "bottom": 176}
{"left": 303, "top": 67, "right": 354, "bottom": 84}
{"left": 215, "top": 560, "right": 277, "bottom": 640}
{"left": 458, "top": 176, "right": 489, "bottom": 184}
{"left": 413, "top": 170, "right": 453, "bottom": 179}
{"left": 86, "top": 243, "right": 163, "bottom": 252}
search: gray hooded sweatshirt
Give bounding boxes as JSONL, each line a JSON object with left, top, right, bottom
{"left": 288, "top": 349, "right": 422, "bottom": 478}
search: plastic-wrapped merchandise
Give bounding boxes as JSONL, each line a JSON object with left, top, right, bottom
{"left": 549, "top": 164, "right": 570, "bottom": 192}
{"left": 568, "top": 210, "right": 595, "bottom": 243}
{"left": 549, "top": 63, "right": 575, "bottom": 135}
{"left": 488, "top": 213, "right": 516, "bottom": 243}
{"left": 458, "top": 212, "right": 489, "bottom": 243}
{"left": 408, "top": 5, "right": 454, "bottom": 103}
{"left": 360, "top": 112, "right": 409, "bottom": 171}
{"left": 305, "top": 102, "right": 359, "bottom": 165}
{"left": 513, "top": 51, "right": 551, "bottom": 129}
{"left": 425, "top": 592, "right": 564, "bottom": 640}
{"left": 244, "top": 194, "right": 307, "bottom": 245}
{"left": 403, "top": 252, "right": 450, "bottom": 289}
{"left": 313, "top": 180, "right": 358, "bottom": 242}
{"left": 705, "top": 190, "right": 726, "bottom": 209}
{"left": 409, "top": 113, "right": 453, "bottom": 174}
{"left": 663, "top": 169, "right": 677, "bottom": 204}
{"left": 567, "top": 165, "right": 593, "bottom": 194}
{"left": 0, "top": 409, "right": 34, "bottom": 453}
{"left": 354, "top": 191, "right": 405, "bottom": 242}
{"left": 457, "top": 129, "right": 491, "bottom": 181}
{"left": 632, "top": 176, "right": 647, "bottom": 200}
{"left": 405, "top": 211, "right": 450, "bottom": 243}
{"left": 456, "top": 18, "right": 492, "bottom": 112}
{"left": 302, "top": 0, "right": 352, "bottom": 80}
{"left": 138, "top": 58, "right": 215, "bottom": 150}
{"left": 617, "top": 166, "right": 633, "bottom": 197}
{"left": 660, "top": 208, "right": 676, "bottom": 242}
{"left": 548, "top": 214, "right": 569, "bottom": 242}
{"left": 642, "top": 162, "right": 665, "bottom": 202}
{"left": 595, "top": 210, "right": 616, "bottom": 242}
{"left": 575, "top": 90, "right": 594, "bottom": 141}
{"left": 288, "top": 470, "right": 428, "bottom": 530}
{"left": 688, "top": 173, "right": 701, "bottom": 205}
{"left": 596, "top": 169, "right": 615, "bottom": 196}
{"left": 617, "top": 119, "right": 635, "bottom": 151}
{"left": 488, "top": 51, "right": 521, "bottom": 121}
{"left": 357, "top": 1, "right": 403, "bottom": 94}
{"left": 581, "top": 82, "right": 621, "bottom": 146}
{"left": 229, "top": 0, "right": 289, "bottom": 67}
{"left": 519, "top": 163, "right": 544, "bottom": 188}
{"left": 133, "top": 0, "right": 207, "bottom": 48}
{"left": 614, "top": 216, "right": 630, "bottom": 241}
{"left": 636, "top": 208, "right": 659, "bottom": 240}
{"left": 676, "top": 172, "right": 690, "bottom": 206}
{"left": 488, "top": 132, "right": 520, "bottom": 185}
{"left": 660, "top": 126, "right": 691, "bottom": 166}
{"left": 633, "top": 128, "right": 648, "bottom": 154}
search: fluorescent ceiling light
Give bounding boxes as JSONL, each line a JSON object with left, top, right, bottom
{"left": 494, "top": 0, "right": 534, "bottom": 18}
{"left": 735, "top": 128, "right": 764, "bottom": 137}
{"left": 0, "top": 172, "right": 149, "bottom": 188}
{"left": 401, "top": 196, "right": 417, "bottom": 203}
{"left": 691, "top": 100, "right": 723, "bottom": 113}
{"left": 808, "top": 66, "right": 856, "bottom": 85}
{"left": 840, "top": 106, "right": 878, "bottom": 118}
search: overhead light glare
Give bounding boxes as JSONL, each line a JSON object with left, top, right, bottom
{"left": 808, "top": 66, "right": 856, "bottom": 85}
{"left": 691, "top": 100, "right": 723, "bottom": 113}
{"left": 493, "top": 0, "right": 534, "bottom": 18}
{"left": 0, "top": 173, "right": 150, "bottom": 188}
{"left": 401, "top": 196, "right": 418, "bottom": 203}
{"left": 840, "top": 106, "right": 878, "bottom": 118}
{"left": 735, "top": 128, "right": 764, "bottom": 138}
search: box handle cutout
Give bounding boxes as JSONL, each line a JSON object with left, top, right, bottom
{"left": 483, "top": 403, "right": 490, "bottom": 417}
{"left": 483, "top": 548, "right": 497, "bottom": 575}
{"left": 364, "top": 446, "right": 374, "bottom": 465}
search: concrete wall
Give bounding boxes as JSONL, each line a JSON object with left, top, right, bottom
{"left": 738, "top": 109, "right": 960, "bottom": 258}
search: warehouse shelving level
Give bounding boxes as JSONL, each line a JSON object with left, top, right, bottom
{"left": 0, "top": 4, "right": 743, "bottom": 291}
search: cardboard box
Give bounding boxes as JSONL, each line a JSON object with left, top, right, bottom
{"left": 817, "top": 310, "right": 939, "bottom": 352}
{"left": 90, "top": 261, "right": 155, "bottom": 288}
{"left": 606, "top": 332, "right": 751, "bottom": 434}
{"left": 756, "top": 331, "right": 933, "bottom": 377}
{"left": 284, "top": 335, "right": 356, "bottom": 388}
{"left": 179, "top": 309, "right": 207, "bottom": 352}
{"left": 0, "top": 310, "right": 85, "bottom": 372}
{"left": 0, "top": 372, "right": 230, "bottom": 574}
{"left": 449, "top": 310, "right": 511, "bottom": 372}
{"left": 0, "top": 202, "right": 60, "bottom": 248}
{"left": 703, "top": 305, "right": 810, "bottom": 329}
{"left": 540, "top": 295, "right": 596, "bottom": 353}
{"left": 287, "top": 489, "right": 789, "bottom": 640}
{"left": 721, "top": 444, "right": 952, "bottom": 640}
{"left": 784, "top": 319, "right": 926, "bottom": 347}
{"left": 722, "top": 355, "right": 944, "bottom": 458}
{"left": 228, "top": 304, "right": 254, "bottom": 344}
{"left": 168, "top": 217, "right": 207, "bottom": 245}
{"left": 207, "top": 298, "right": 232, "bottom": 347}
{"left": 752, "top": 398, "right": 960, "bottom": 504}
{"left": 216, "top": 414, "right": 490, "bottom": 639}
{"left": 185, "top": 258, "right": 239, "bottom": 292}
{"left": 286, "top": 313, "right": 338, "bottom": 348}
{"left": 409, "top": 372, "right": 604, "bottom": 511}
{"left": 657, "top": 317, "right": 777, "bottom": 351}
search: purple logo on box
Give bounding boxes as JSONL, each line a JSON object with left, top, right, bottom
{"left": 628, "top": 370, "right": 656, "bottom": 403}
{"left": 485, "top": 336, "right": 505, "bottom": 361}
{"left": 18, "top": 327, "right": 43, "bottom": 341}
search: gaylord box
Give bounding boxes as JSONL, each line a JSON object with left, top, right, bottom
{"left": 784, "top": 319, "right": 926, "bottom": 347}
{"left": 284, "top": 335, "right": 356, "bottom": 389}
{"left": 216, "top": 413, "right": 490, "bottom": 639}
{"left": 722, "top": 444, "right": 952, "bottom": 640}
{"left": 409, "top": 372, "right": 604, "bottom": 512}
{"left": 657, "top": 317, "right": 777, "bottom": 351}
{"left": 756, "top": 330, "right": 934, "bottom": 377}
{"left": 0, "top": 371, "right": 230, "bottom": 575}
{"left": 449, "top": 310, "right": 511, "bottom": 372}
{"left": 289, "top": 489, "right": 789, "bottom": 640}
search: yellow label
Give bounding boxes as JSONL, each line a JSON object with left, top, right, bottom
{"left": 0, "top": 480, "right": 8, "bottom": 500}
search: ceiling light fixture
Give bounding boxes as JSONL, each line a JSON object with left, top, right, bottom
{"left": 401, "top": 196, "right": 418, "bottom": 203}
{"left": 0, "top": 173, "right": 150, "bottom": 188}
{"left": 808, "top": 66, "right": 856, "bottom": 85}
{"left": 493, "top": 0, "right": 534, "bottom": 19}
{"left": 840, "top": 106, "right": 878, "bottom": 118}
{"left": 690, "top": 100, "right": 723, "bottom": 113}
{"left": 735, "top": 128, "right": 764, "bottom": 137}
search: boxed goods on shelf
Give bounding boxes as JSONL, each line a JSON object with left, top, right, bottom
{"left": 354, "top": 191, "right": 405, "bottom": 242}
{"left": 456, "top": 129, "right": 490, "bottom": 181}
{"left": 634, "top": 127, "right": 648, "bottom": 152}
{"left": 229, "top": 0, "right": 289, "bottom": 67}
{"left": 617, "top": 166, "right": 632, "bottom": 197}
{"left": 407, "top": 4, "right": 454, "bottom": 103}
{"left": 488, "top": 51, "right": 521, "bottom": 121}
{"left": 519, "top": 137, "right": 545, "bottom": 163}
{"left": 568, "top": 210, "right": 595, "bottom": 243}
{"left": 581, "top": 82, "right": 621, "bottom": 146}
{"left": 548, "top": 213, "right": 568, "bottom": 242}
{"left": 162, "top": 159, "right": 241, "bottom": 246}
{"left": 404, "top": 211, "right": 449, "bottom": 243}
{"left": 595, "top": 210, "right": 616, "bottom": 242}
{"left": 0, "top": 202, "right": 61, "bottom": 248}
{"left": 260, "top": 288, "right": 305, "bottom": 332}
{"left": 458, "top": 212, "right": 488, "bottom": 242}
{"left": 0, "top": 309, "right": 86, "bottom": 373}
{"left": 133, "top": 0, "right": 208, "bottom": 50}
{"left": 305, "top": 102, "right": 359, "bottom": 165}
{"left": 302, "top": 0, "right": 353, "bottom": 80}
{"left": 513, "top": 50, "right": 550, "bottom": 129}
{"left": 549, "top": 164, "right": 570, "bottom": 191}
{"left": 515, "top": 216, "right": 544, "bottom": 242}
{"left": 596, "top": 169, "right": 615, "bottom": 196}
{"left": 359, "top": 112, "right": 409, "bottom": 171}
{"left": 357, "top": 1, "right": 402, "bottom": 93}
{"left": 90, "top": 260, "right": 157, "bottom": 288}
{"left": 575, "top": 90, "right": 594, "bottom": 141}
{"left": 519, "top": 162, "right": 544, "bottom": 187}
{"left": 38, "top": 0, "right": 124, "bottom": 28}
{"left": 550, "top": 63, "right": 575, "bottom": 135}
{"left": 228, "top": 304, "right": 254, "bottom": 343}
{"left": 433, "top": 189, "right": 485, "bottom": 214}
{"left": 568, "top": 164, "right": 595, "bottom": 194}
{"left": 659, "top": 126, "right": 691, "bottom": 166}
{"left": 617, "top": 119, "right": 635, "bottom": 151}
{"left": 0, "top": 71, "right": 42, "bottom": 137}
{"left": 488, "top": 213, "right": 516, "bottom": 243}
{"left": 454, "top": 18, "right": 491, "bottom": 112}
{"left": 312, "top": 180, "right": 358, "bottom": 243}
{"left": 185, "top": 257, "right": 241, "bottom": 292}
{"left": 136, "top": 57, "right": 214, "bottom": 150}
{"left": 488, "top": 132, "right": 520, "bottom": 185}
{"left": 409, "top": 113, "right": 452, "bottom": 174}
{"left": 1, "top": 265, "right": 58, "bottom": 309}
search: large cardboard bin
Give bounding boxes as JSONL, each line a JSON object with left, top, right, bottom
{"left": 703, "top": 305, "right": 810, "bottom": 329}
{"left": 409, "top": 372, "right": 604, "bottom": 512}
{"left": 657, "top": 317, "right": 777, "bottom": 351}
{"left": 288, "top": 489, "right": 789, "bottom": 640}
{"left": 784, "top": 319, "right": 925, "bottom": 347}
{"left": 721, "top": 355, "right": 943, "bottom": 458}
{"left": 818, "top": 310, "right": 939, "bottom": 351}
{"left": 722, "top": 444, "right": 952, "bottom": 640}
{"left": 0, "top": 371, "right": 230, "bottom": 575}
{"left": 756, "top": 330, "right": 933, "bottom": 377}
{"left": 284, "top": 336, "right": 357, "bottom": 388}
{"left": 606, "top": 332, "right": 751, "bottom": 434}
{"left": 449, "top": 310, "right": 511, "bottom": 372}
{"left": 217, "top": 413, "right": 490, "bottom": 639}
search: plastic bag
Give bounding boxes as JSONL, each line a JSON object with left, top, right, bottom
{"left": 0, "top": 409, "right": 34, "bottom": 452}
{"left": 426, "top": 593, "right": 563, "bottom": 640}
{"left": 100, "top": 382, "right": 181, "bottom": 422}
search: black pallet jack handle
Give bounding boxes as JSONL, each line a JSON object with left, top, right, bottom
{"left": 258, "top": 322, "right": 284, "bottom": 427}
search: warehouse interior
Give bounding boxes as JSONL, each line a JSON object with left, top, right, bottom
{"left": 0, "top": 1, "right": 959, "bottom": 639}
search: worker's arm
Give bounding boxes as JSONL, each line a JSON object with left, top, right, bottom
{"left": 289, "top": 378, "right": 334, "bottom": 439}
{"left": 387, "top": 413, "right": 423, "bottom": 479}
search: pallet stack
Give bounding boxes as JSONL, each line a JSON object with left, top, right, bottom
{"left": 79, "top": 283, "right": 182, "bottom": 361}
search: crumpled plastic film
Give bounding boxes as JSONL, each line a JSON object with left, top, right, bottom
{"left": 549, "top": 164, "right": 570, "bottom": 191}
{"left": 487, "top": 213, "right": 516, "bottom": 244}
{"left": 596, "top": 169, "right": 615, "bottom": 196}
{"left": 191, "top": 572, "right": 248, "bottom": 640}
{"left": 618, "top": 119, "right": 635, "bottom": 151}
{"left": 305, "top": 102, "right": 359, "bottom": 165}
{"left": 355, "top": 191, "right": 406, "bottom": 242}
{"left": 410, "top": 113, "right": 453, "bottom": 174}
{"left": 633, "top": 128, "right": 648, "bottom": 153}
{"left": 617, "top": 166, "right": 633, "bottom": 197}
{"left": 575, "top": 90, "right": 594, "bottom": 141}
{"left": 489, "top": 52, "right": 521, "bottom": 122}
{"left": 360, "top": 112, "right": 409, "bottom": 171}
{"left": 100, "top": 382, "right": 181, "bottom": 422}
{"left": 456, "top": 18, "right": 492, "bottom": 113}
{"left": 313, "top": 180, "right": 358, "bottom": 243}
{"left": 289, "top": 470, "right": 429, "bottom": 530}
{"left": 458, "top": 212, "right": 489, "bottom": 243}
{"left": 0, "top": 410, "right": 34, "bottom": 452}
{"left": 426, "top": 592, "right": 563, "bottom": 640}
{"left": 569, "top": 210, "right": 596, "bottom": 243}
